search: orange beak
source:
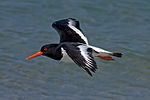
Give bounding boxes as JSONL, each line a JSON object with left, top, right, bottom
{"left": 26, "top": 51, "right": 43, "bottom": 60}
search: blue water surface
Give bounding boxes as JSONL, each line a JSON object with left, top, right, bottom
{"left": 0, "top": 0, "right": 150, "bottom": 100}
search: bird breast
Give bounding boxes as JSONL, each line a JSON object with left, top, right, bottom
{"left": 60, "top": 48, "right": 73, "bottom": 62}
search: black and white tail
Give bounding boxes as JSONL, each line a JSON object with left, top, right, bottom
{"left": 89, "top": 45, "right": 122, "bottom": 61}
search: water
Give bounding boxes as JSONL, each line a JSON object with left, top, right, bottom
{"left": 0, "top": 0, "right": 150, "bottom": 100}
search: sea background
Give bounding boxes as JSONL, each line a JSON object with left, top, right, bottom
{"left": 0, "top": 0, "right": 150, "bottom": 100}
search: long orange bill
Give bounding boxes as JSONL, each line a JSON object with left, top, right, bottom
{"left": 26, "top": 51, "right": 43, "bottom": 60}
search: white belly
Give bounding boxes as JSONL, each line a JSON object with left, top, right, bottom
{"left": 60, "top": 48, "right": 73, "bottom": 62}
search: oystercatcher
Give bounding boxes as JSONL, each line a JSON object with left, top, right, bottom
{"left": 26, "top": 18, "right": 122, "bottom": 76}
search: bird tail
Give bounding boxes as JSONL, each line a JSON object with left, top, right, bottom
{"left": 96, "top": 52, "right": 122, "bottom": 61}
{"left": 112, "top": 53, "right": 122, "bottom": 57}
{"left": 89, "top": 45, "right": 123, "bottom": 61}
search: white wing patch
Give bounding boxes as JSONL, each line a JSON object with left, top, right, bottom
{"left": 68, "top": 20, "right": 88, "bottom": 44}
{"left": 78, "top": 45, "right": 93, "bottom": 69}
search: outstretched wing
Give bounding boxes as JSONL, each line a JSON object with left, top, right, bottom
{"left": 62, "top": 43, "right": 97, "bottom": 76}
{"left": 52, "top": 18, "right": 88, "bottom": 44}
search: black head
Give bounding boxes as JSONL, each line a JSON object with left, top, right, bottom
{"left": 40, "top": 44, "right": 58, "bottom": 56}
{"left": 41, "top": 44, "right": 63, "bottom": 60}
{"left": 26, "top": 44, "right": 62, "bottom": 60}
{"left": 52, "top": 18, "right": 80, "bottom": 30}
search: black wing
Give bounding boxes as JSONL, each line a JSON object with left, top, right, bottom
{"left": 62, "top": 43, "right": 97, "bottom": 76}
{"left": 52, "top": 18, "right": 88, "bottom": 44}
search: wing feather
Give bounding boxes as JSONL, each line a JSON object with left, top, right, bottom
{"left": 62, "top": 43, "right": 97, "bottom": 76}
{"left": 52, "top": 18, "right": 88, "bottom": 44}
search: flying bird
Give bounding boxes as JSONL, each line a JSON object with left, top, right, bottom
{"left": 26, "top": 18, "right": 122, "bottom": 76}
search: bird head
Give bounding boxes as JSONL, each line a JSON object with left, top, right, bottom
{"left": 26, "top": 44, "right": 59, "bottom": 60}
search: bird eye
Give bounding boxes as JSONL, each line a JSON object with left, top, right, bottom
{"left": 44, "top": 48, "right": 48, "bottom": 51}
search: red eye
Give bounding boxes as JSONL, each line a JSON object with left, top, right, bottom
{"left": 44, "top": 48, "right": 47, "bottom": 51}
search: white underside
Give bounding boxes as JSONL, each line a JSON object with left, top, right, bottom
{"left": 60, "top": 45, "right": 112, "bottom": 62}
{"left": 60, "top": 48, "right": 73, "bottom": 62}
